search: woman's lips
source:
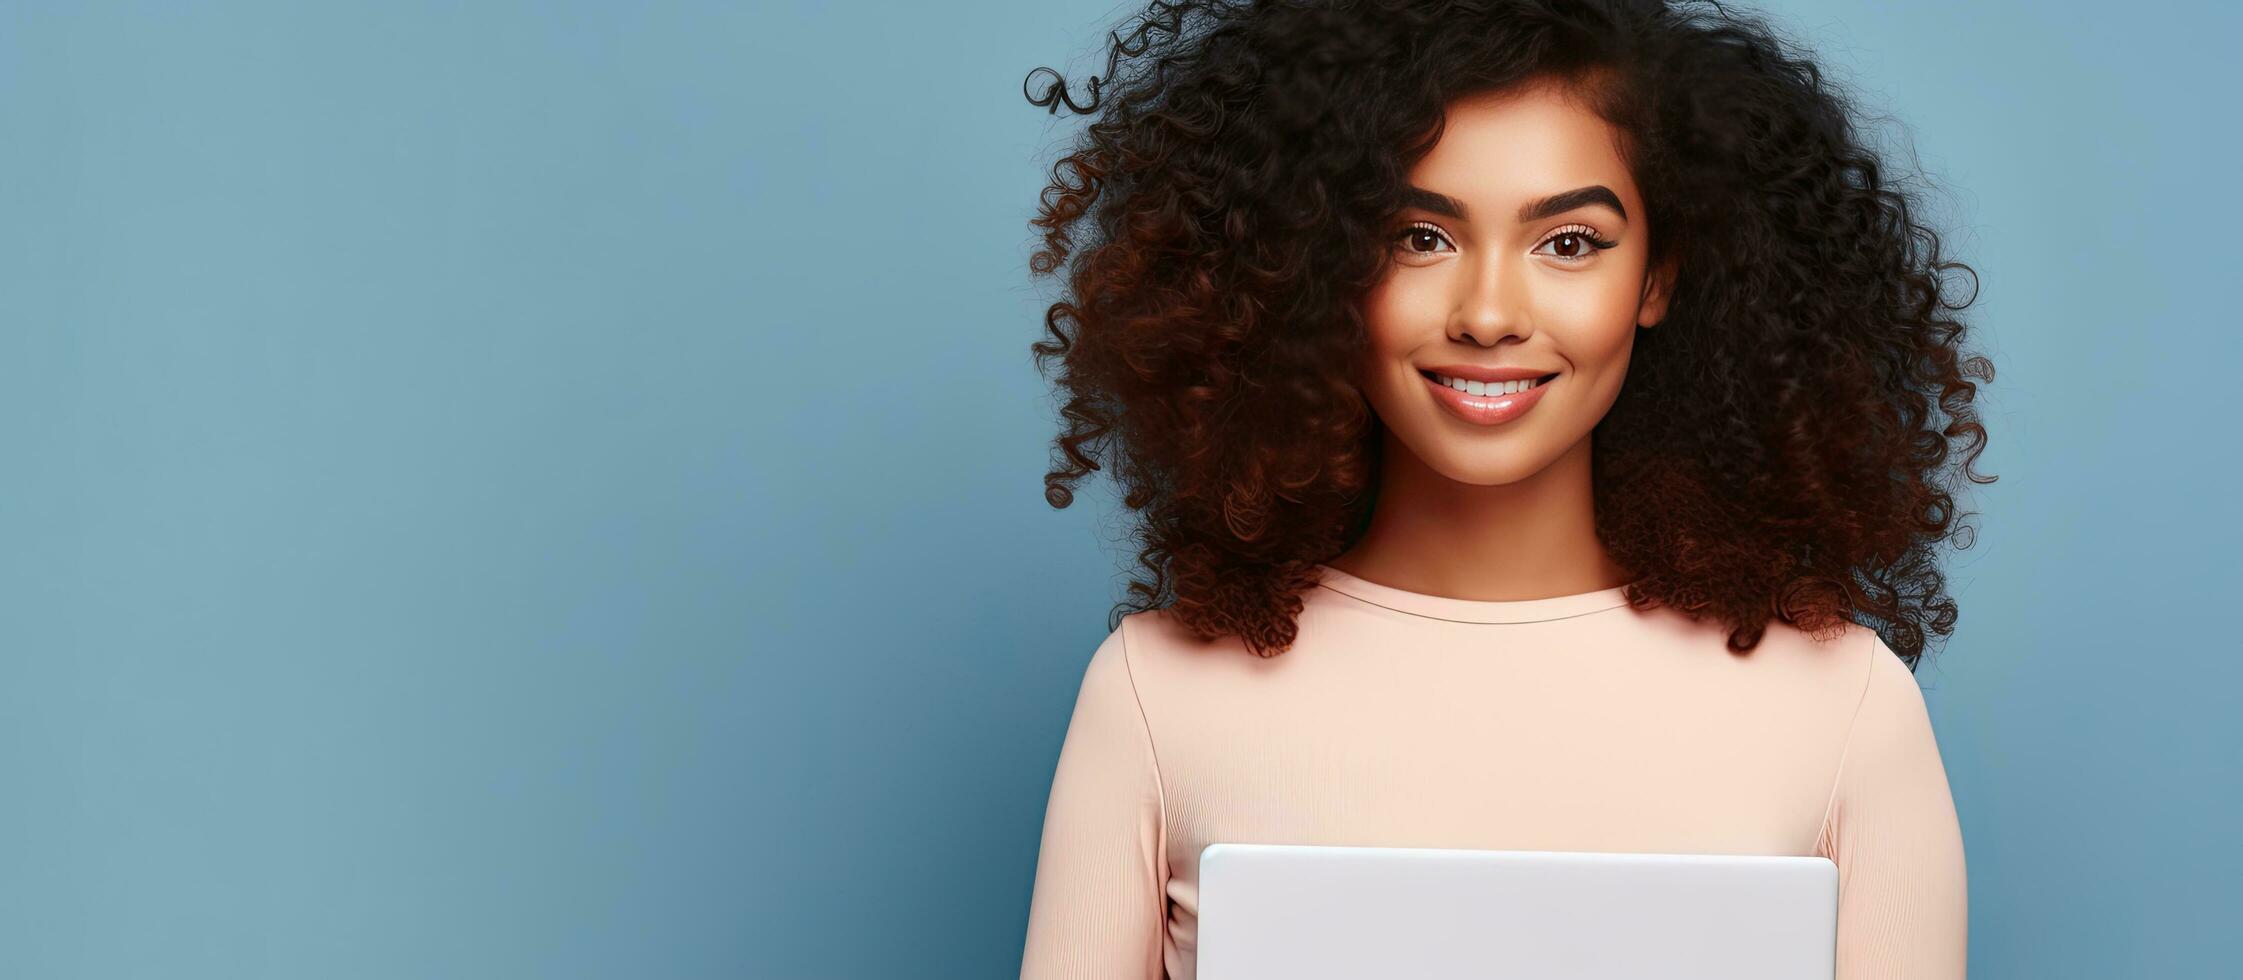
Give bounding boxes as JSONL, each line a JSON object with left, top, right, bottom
{"left": 1421, "top": 371, "right": 1556, "bottom": 426}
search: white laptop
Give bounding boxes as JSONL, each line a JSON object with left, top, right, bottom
{"left": 1197, "top": 842, "right": 1837, "bottom": 980}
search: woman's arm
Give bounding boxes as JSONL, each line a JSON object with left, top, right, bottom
{"left": 1819, "top": 633, "right": 1971, "bottom": 978}
{"left": 1019, "top": 623, "right": 1170, "bottom": 979}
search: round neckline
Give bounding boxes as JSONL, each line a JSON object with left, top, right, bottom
{"left": 1312, "top": 563, "right": 1639, "bottom": 624}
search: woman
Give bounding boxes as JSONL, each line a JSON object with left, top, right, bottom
{"left": 1016, "top": 1, "right": 1994, "bottom": 977}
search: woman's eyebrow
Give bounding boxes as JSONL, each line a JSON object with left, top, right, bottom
{"left": 1519, "top": 184, "right": 1627, "bottom": 223}
{"left": 1403, "top": 186, "right": 1471, "bottom": 220}
{"left": 1402, "top": 184, "right": 1628, "bottom": 223}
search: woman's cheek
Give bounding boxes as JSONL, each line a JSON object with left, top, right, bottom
{"left": 1362, "top": 269, "right": 1443, "bottom": 351}
{"left": 1543, "top": 268, "right": 1641, "bottom": 354}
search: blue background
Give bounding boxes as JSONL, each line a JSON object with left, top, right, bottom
{"left": 3, "top": 0, "right": 2235, "bottom": 976}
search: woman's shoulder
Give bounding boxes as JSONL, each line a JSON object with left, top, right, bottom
{"left": 1630, "top": 609, "right": 1885, "bottom": 693}
{"left": 1113, "top": 590, "right": 1884, "bottom": 650}
{"left": 1102, "top": 593, "right": 1886, "bottom": 698}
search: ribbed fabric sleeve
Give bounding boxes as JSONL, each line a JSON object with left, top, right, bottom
{"left": 1818, "top": 632, "right": 1970, "bottom": 978}
{"left": 1019, "top": 623, "right": 1171, "bottom": 980}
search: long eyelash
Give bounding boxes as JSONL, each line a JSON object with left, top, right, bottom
{"left": 1539, "top": 223, "right": 1618, "bottom": 259}
{"left": 1397, "top": 220, "right": 1453, "bottom": 251}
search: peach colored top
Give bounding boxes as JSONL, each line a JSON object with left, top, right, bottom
{"left": 1019, "top": 563, "right": 1967, "bottom": 979}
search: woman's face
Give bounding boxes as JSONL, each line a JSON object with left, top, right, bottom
{"left": 1357, "top": 79, "right": 1670, "bottom": 486}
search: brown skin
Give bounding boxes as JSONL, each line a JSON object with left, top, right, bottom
{"left": 1327, "top": 80, "right": 1675, "bottom": 601}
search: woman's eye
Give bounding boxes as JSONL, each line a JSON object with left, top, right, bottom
{"left": 1395, "top": 223, "right": 1454, "bottom": 256}
{"left": 1533, "top": 226, "right": 1618, "bottom": 264}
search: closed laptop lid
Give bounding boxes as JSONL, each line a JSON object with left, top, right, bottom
{"left": 1197, "top": 843, "right": 1837, "bottom": 980}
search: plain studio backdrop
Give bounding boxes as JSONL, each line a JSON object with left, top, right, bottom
{"left": 2, "top": 0, "right": 2236, "bottom": 977}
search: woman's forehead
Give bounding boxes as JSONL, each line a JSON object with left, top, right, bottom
{"left": 1408, "top": 84, "right": 1638, "bottom": 219}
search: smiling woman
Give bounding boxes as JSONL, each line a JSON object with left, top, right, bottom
{"left": 1022, "top": 0, "right": 1992, "bottom": 665}
{"left": 1353, "top": 79, "right": 1667, "bottom": 496}
{"left": 1015, "top": 1, "right": 1993, "bottom": 978}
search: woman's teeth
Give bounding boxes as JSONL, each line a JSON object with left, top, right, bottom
{"left": 1429, "top": 373, "right": 1549, "bottom": 397}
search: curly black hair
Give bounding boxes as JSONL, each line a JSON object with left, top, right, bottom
{"left": 1023, "top": 0, "right": 1995, "bottom": 666}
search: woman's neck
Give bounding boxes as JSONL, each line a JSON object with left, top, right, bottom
{"left": 1324, "top": 431, "right": 1631, "bottom": 601}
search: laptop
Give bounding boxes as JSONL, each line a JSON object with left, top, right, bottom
{"left": 1197, "top": 842, "right": 1837, "bottom": 980}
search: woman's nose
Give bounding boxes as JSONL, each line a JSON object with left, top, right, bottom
{"left": 1449, "top": 256, "right": 1529, "bottom": 347}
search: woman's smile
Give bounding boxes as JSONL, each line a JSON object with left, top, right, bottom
{"left": 1419, "top": 368, "right": 1559, "bottom": 426}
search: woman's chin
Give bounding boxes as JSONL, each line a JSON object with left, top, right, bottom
{"left": 1394, "top": 437, "right": 1560, "bottom": 488}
